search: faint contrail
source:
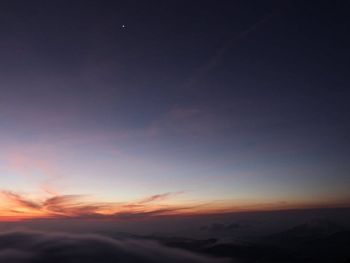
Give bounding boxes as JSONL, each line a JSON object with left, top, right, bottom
{"left": 183, "top": 14, "right": 273, "bottom": 90}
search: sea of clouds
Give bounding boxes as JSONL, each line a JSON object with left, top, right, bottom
{"left": 0, "top": 231, "right": 229, "bottom": 263}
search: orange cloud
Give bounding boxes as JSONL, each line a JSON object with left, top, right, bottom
{"left": 0, "top": 190, "right": 193, "bottom": 221}
{"left": 1, "top": 191, "right": 41, "bottom": 210}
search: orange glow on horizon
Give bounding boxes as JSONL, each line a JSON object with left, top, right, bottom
{"left": 1, "top": 191, "right": 349, "bottom": 222}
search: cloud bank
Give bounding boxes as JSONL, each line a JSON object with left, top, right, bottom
{"left": 0, "top": 231, "right": 228, "bottom": 263}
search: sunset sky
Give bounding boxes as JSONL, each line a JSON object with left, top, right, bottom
{"left": 0, "top": 1, "right": 349, "bottom": 220}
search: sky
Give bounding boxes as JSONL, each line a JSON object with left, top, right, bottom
{"left": 0, "top": 0, "right": 349, "bottom": 220}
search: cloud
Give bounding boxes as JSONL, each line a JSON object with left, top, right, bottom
{"left": 138, "top": 192, "right": 184, "bottom": 204}
{"left": 0, "top": 190, "right": 195, "bottom": 220}
{"left": 0, "top": 191, "right": 41, "bottom": 210}
{"left": 0, "top": 192, "right": 91, "bottom": 217}
{"left": 42, "top": 195, "right": 106, "bottom": 216}
{"left": 0, "top": 231, "right": 228, "bottom": 263}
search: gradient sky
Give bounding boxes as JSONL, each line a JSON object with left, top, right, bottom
{"left": 0, "top": 0, "right": 349, "bottom": 220}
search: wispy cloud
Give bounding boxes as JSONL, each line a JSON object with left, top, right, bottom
{"left": 0, "top": 190, "right": 191, "bottom": 220}
{"left": 1, "top": 191, "right": 41, "bottom": 210}
{"left": 138, "top": 191, "right": 184, "bottom": 204}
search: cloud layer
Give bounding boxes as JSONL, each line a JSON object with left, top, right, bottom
{"left": 0, "top": 231, "right": 227, "bottom": 263}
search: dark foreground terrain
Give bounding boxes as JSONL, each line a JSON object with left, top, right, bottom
{"left": 150, "top": 219, "right": 350, "bottom": 263}
{"left": 0, "top": 219, "right": 349, "bottom": 262}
